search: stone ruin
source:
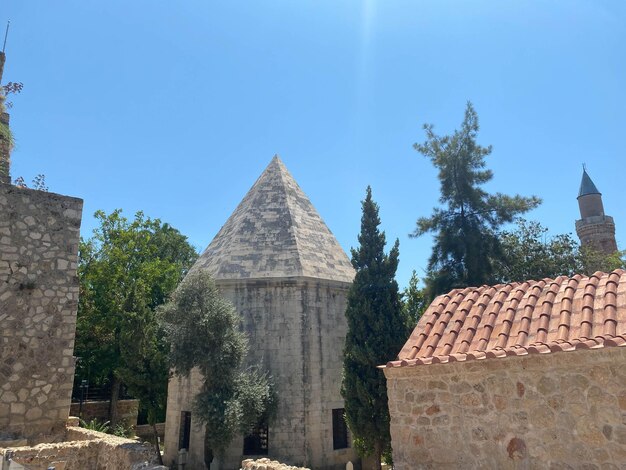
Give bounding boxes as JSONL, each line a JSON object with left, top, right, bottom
{"left": 0, "top": 180, "right": 161, "bottom": 469}
{"left": 0, "top": 183, "right": 83, "bottom": 444}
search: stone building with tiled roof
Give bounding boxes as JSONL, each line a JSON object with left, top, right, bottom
{"left": 383, "top": 270, "right": 626, "bottom": 469}
{"left": 164, "top": 156, "right": 358, "bottom": 470}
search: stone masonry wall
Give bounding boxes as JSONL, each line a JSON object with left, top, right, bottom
{"left": 385, "top": 346, "right": 626, "bottom": 469}
{"left": 69, "top": 399, "right": 139, "bottom": 428}
{"left": 575, "top": 216, "right": 618, "bottom": 254}
{"left": 135, "top": 422, "right": 165, "bottom": 444}
{"left": 164, "top": 278, "right": 358, "bottom": 470}
{"left": 0, "top": 426, "right": 158, "bottom": 470}
{"left": 0, "top": 183, "right": 83, "bottom": 442}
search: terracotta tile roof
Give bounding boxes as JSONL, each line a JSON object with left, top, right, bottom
{"left": 385, "top": 270, "right": 626, "bottom": 368}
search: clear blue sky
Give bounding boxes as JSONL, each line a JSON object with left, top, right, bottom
{"left": 3, "top": 0, "right": 625, "bottom": 288}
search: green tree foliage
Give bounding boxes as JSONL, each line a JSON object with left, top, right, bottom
{"left": 412, "top": 102, "right": 541, "bottom": 297}
{"left": 159, "top": 271, "right": 276, "bottom": 469}
{"left": 401, "top": 270, "right": 428, "bottom": 325}
{"left": 579, "top": 245, "right": 626, "bottom": 275}
{"left": 76, "top": 209, "right": 198, "bottom": 440}
{"left": 495, "top": 219, "right": 580, "bottom": 282}
{"left": 495, "top": 219, "right": 625, "bottom": 283}
{"left": 341, "top": 187, "right": 410, "bottom": 469}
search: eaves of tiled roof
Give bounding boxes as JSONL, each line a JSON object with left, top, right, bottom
{"left": 385, "top": 270, "right": 626, "bottom": 369}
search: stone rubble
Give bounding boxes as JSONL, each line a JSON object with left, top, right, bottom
{"left": 241, "top": 458, "right": 311, "bottom": 470}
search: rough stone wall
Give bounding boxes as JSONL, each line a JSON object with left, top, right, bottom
{"left": 135, "top": 422, "right": 165, "bottom": 444}
{"left": 385, "top": 346, "right": 626, "bottom": 469}
{"left": 241, "top": 458, "right": 310, "bottom": 470}
{"left": 0, "top": 183, "right": 83, "bottom": 442}
{"left": 69, "top": 399, "right": 139, "bottom": 428}
{"left": 0, "top": 426, "right": 158, "bottom": 470}
{"left": 164, "top": 278, "right": 358, "bottom": 470}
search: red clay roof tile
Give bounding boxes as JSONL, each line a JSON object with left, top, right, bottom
{"left": 385, "top": 270, "right": 626, "bottom": 369}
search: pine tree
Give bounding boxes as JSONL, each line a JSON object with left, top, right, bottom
{"left": 412, "top": 102, "right": 541, "bottom": 297}
{"left": 402, "top": 270, "right": 428, "bottom": 326}
{"left": 341, "top": 186, "right": 410, "bottom": 469}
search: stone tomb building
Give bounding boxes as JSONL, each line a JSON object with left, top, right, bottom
{"left": 384, "top": 270, "right": 626, "bottom": 469}
{"left": 164, "top": 156, "right": 358, "bottom": 469}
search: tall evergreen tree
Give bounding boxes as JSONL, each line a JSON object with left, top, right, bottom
{"left": 341, "top": 187, "right": 410, "bottom": 469}
{"left": 412, "top": 102, "right": 541, "bottom": 297}
{"left": 402, "top": 270, "right": 428, "bottom": 326}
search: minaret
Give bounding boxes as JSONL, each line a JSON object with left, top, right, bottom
{"left": 0, "top": 46, "right": 12, "bottom": 184}
{"left": 575, "top": 167, "right": 617, "bottom": 254}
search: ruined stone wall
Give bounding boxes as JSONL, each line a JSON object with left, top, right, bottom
{"left": 135, "top": 422, "right": 165, "bottom": 444}
{"left": 69, "top": 399, "right": 139, "bottom": 428}
{"left": 241, "top": 458, "right": 310, "bottom": 470}
{"left": 0, "top": 183, "right": 83, "bottom": 442}
{"left": 164, "top": 278, "right": 358, "bottom": 470}
{"left": 385, "top": 346, "right": 626, "bottom": 469}
{"left": 0, "top": 426, "right": 158, "bottom": 470}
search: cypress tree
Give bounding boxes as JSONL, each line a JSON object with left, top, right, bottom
{"left": 341, "top": 186, "right": 409, "bottom": 469}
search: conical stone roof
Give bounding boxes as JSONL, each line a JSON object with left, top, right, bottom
{"left": 193, "top": 155, "right": 355, "bottom": 283}
{"left": 578, "top": 169, "right": 601, "bottom": 198}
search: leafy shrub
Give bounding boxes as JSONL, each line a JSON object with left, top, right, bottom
{"left": 111, "top": 422, "right": 135, "bottom": 438}
{"left": 79, "top": 418, "right": 110, "bottom": 433}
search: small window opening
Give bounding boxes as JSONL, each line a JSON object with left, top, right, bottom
{"left": 243, "top": 421, "right": 269, "bottom": 455}
{"left": 179, "top": 411, "right": 192, "bottom": 450}
{"left": 332, "top": 408, "right": 349, "bottom": 450}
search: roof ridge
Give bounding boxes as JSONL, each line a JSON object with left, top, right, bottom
{"left": 272, "top": 157, "right": 305, "bottom": 277}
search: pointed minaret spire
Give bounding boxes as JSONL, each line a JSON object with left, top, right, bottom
{"left": 575, "top": 167, "right": 617, "bottom": 255}
{"left": 578, "top": 166, "right": 601, "bottom": 199}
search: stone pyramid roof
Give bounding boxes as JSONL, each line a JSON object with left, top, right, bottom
{"left": 192, "top": 155, "right": 355, "bottom": 283}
